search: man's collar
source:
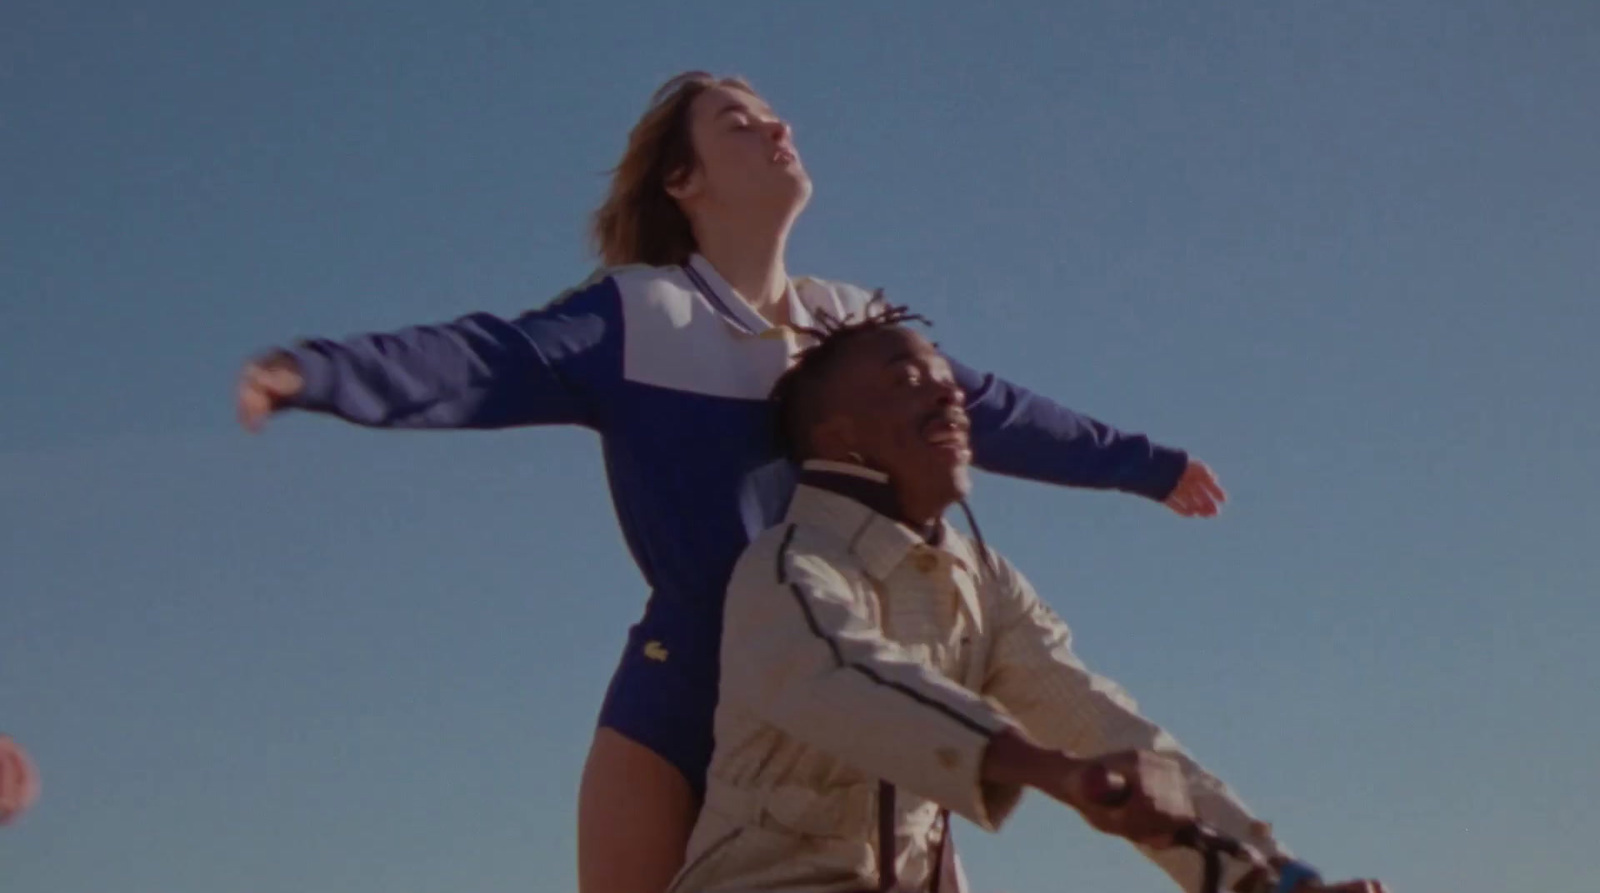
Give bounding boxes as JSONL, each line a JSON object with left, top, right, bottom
{"left": 787, "top": 459, "right": 977, "bottom": 582}
{"left": 798, "top": 458, "right": 890, "bottom": 483}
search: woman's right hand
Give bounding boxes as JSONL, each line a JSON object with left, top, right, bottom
{"left": 237, "top": 351, "right": 305, "bottom": 431}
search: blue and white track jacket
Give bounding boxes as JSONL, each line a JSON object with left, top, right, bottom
{"left": 283, "top": 255, "right": 1189, "bottom": 670}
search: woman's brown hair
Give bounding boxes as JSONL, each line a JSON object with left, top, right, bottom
{"left": 591, "top": 71, "right": 757, "bottom": 267}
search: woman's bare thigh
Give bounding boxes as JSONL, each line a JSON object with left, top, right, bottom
{"left": 577, "top": 727, "right": 699, "bottom": 893}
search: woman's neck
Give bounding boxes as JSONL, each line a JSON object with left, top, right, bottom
{"left": 694, "top": 215, "right": 792, "bottom": 320}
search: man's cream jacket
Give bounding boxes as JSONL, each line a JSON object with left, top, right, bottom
{"left": 671, "top": 463, "right": 1286, "bottom": 893}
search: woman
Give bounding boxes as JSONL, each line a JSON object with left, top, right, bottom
{"left": 237, "top": 72, "right": 1226, "bottom": 893}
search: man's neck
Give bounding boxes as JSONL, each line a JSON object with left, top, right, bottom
{"left": 896, "top": 489, "right": 951, "bottom": 535}
{"left": 800, "top": 462, "right": 950, "bottom": 540}
{"left": 694, "top": 214, "right": 792, "bottom": 318}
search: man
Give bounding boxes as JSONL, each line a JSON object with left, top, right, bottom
{"left": 669, "top": 304, "right": 1384, "bottom": 893}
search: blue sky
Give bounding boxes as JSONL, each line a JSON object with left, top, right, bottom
{"left": 3, "top": 2, "right": 1596, "bottom": 891}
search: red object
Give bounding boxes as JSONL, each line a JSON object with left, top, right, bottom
{"left": 0, "top": 735, "right": 40, "bottom": 825}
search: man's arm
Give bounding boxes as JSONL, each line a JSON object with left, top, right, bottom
{"left": 980, "top": 554, "right": 1288, "bottom": 893}
{"left": 721, "top": 527, "right": 1201, "bottom": 849}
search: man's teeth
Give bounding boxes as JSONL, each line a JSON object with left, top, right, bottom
{"left": 926, "top": 424, "right": 965, "bottom": 446}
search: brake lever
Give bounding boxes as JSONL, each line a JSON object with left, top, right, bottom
{"left": 1174, "top": 822, "right": 1275, "bottom": 893}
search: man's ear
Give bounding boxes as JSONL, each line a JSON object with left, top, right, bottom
{"left": 808, "top": 415, "right": 857, "bottom": 461}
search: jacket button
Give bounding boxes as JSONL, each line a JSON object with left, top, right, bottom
{"left": 913, "top": 552, "right": 939, "bottom": 573}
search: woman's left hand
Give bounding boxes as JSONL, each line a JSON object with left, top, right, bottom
{"left": 0, "top": 735, "right": 40, "bottom": 825}
{"left": 1163, "top": 459, "right": 1227, "bottom": 518}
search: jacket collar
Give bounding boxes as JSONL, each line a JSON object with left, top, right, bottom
{"left": 685, "top": 253, "right": 810, "bottom": 335}
{"left": 785, "top": 460, "right": 979, "bottom": 583}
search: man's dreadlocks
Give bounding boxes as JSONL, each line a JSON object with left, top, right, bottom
{"left": 769, "top": 293, "right": 932, "bottom": 461}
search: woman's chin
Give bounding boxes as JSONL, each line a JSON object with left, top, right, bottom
{"left": 772, "top": 169, "right": 813, "bottom": 209}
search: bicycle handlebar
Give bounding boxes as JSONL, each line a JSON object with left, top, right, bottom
{"left": 1081, "top": 766, "right": 1279, "bottom": 893}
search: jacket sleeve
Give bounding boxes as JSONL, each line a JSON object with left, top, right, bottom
{"left": 280, "top": 274, "right": 623, "bottom": 431}
{"left": 720, "top": 526, "right": 1025, "bottom": 830}
{"left": 981, "top": 554, "right": 1291, "bottom": 893}
{"left": 949, "top": 356, "right": 1189, "bottom": 501}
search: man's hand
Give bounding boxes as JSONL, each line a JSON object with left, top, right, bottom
{"left": 0, "top": 735, "right": 40, "bottom": 826}
{"left": 982, "top": 729, "right": 1193, "bottom": 847}
{"left": 1164, "top": 458, "right": 1226, "bottom": 518}
{"left": 237, "top": 351, "right": 305, "bottom": 432}
{"left": 1058, "top": 749, "right": 1195, "bottom": 846}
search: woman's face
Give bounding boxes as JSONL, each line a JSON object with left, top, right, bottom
{"left": 669, "top": 84, "right": 811, "bottom": 222}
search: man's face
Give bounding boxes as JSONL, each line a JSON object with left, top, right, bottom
{"left": 814, "top": 327, "right": 972, "bottom": 518}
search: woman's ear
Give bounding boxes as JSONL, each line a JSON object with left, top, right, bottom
{"left": 664, "top": 163, "right": 702, "bottom": 202}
